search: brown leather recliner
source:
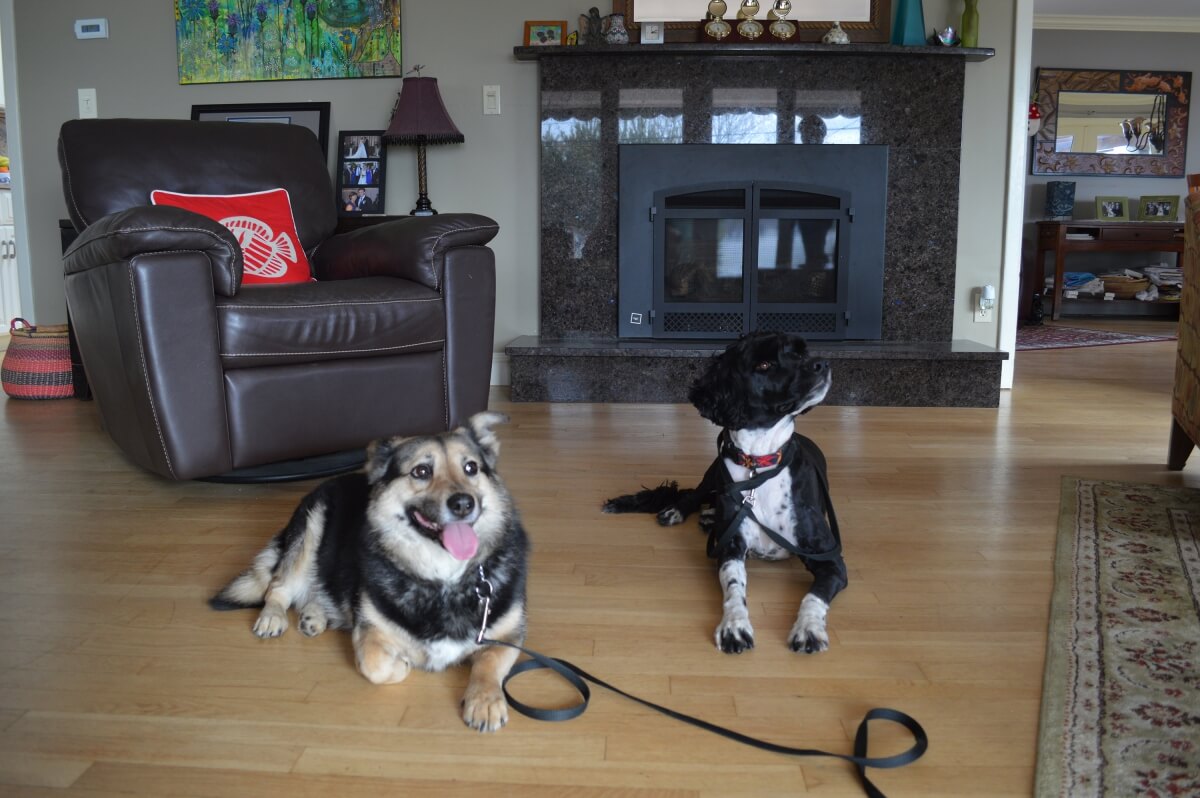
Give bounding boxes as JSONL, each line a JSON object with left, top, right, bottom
{"left": 58, "top": 118, "right": 498, "bottom": 480}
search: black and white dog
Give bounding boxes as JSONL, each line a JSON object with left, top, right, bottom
{"left": 604, "top": 331, "right": 847, "bottom": 655}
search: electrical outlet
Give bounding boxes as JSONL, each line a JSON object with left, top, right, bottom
{"left": 973, "top": 304, "right": 992, "bottom": 323}
{"left": 78, "top": 88, "right": 98, "bottom": 119}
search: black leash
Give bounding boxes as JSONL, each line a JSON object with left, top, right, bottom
{"left": 473, "top": 569, "right": 928, "bottom": 798}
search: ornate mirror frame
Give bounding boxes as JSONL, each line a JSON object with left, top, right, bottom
{"left": 613, "top": 0, "right": 891, "bottom": 43}
{"left": 1032, "top": 67, "right": 1191, "bottom": 177}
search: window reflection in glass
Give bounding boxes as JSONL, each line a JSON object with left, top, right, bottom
{"left": 757, "top": 219, "right": 838, "bottom": 303}
{"left": 619, "top": 88, "right": 684, "bottom": 143}
{"left": 664, "top": 218, "right": 744, "bottom": 302}
{"left": 712, "top": 88, "right": 777, "bottom": 144}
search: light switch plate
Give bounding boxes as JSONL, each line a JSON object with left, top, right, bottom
{"left": 483, "top": 85, "right": 501, "bottom": 115}
{"left": 78, "top": 88, "right": 98, "bottom": 119}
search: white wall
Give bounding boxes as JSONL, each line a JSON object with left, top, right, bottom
{"left": 10, "top": 0, "right": 1015, "bottom": 371}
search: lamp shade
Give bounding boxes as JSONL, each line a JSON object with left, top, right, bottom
{"left": 384, "top": 76, "right": 464, "bottom": 145}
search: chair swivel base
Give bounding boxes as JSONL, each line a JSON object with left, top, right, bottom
{"left": 201, "top": 448, "right": 366, "bottom": 484}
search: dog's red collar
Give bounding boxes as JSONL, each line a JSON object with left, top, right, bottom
{"left": 719, "top": 431, "right": 786, "bottom": 472}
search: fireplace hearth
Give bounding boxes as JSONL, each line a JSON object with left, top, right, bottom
{"left": 506, "top": 44, "right": 1006, "bottom": 407}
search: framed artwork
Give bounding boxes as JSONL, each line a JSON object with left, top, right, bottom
{"left": 175, "top": 0, "right": 403, "bottom": 84}
{"left": 336, "top": 130, "right": 386, "bottom": 216}
{"left": 612, "top": 0, "right": 891, "bottom": 42}
{"left": 1136, "top": 194, "right": 1179, "bottom": 221}
{"left": 191, "top": 102, "right": 331, "bottom": 157}
{"left": 1095, "top": 196, "right": 1129, "bottom": 221}
{"left": 524, "top": 20, "right": 567, "bottom": 46}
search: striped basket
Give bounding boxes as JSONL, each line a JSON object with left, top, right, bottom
{"left": 2, "top": 318, "right": 75, "bottom": 399}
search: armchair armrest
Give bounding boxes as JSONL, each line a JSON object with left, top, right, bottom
{"left": 310, "top": 213, "right": 499, "bottom": 291}
{"left": 63, "top": 206, "right": 243, "bottom": 297}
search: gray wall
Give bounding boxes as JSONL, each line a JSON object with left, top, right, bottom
{"left": 10, "top": 0, "right": 1013, "bottom": 364}
{"left": 1025, "top": 29, "right": 1199, "bottom": 224}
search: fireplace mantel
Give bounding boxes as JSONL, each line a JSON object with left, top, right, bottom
{"left": 514, "top": 43, "right": 995, "bottom": 61}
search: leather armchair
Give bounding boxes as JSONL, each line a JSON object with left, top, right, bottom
{"left": 1170, "top": 190, "right": 1199, "bottom": 469}
{"left": 58, "top": 118, "right": 498, "bottom": 480}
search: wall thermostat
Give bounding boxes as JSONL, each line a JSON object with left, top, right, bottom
{"left": 74, "top": 18, "right": 109, "bottom": 39}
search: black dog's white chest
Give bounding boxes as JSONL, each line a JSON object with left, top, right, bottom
{"left": 725, "top": 461, "right": 798, "bottom": 560}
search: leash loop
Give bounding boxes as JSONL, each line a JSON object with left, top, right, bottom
{"left": 484, "top": 636, "right": 927, "bottom": 798}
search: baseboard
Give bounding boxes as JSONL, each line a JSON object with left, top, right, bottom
{"left": 490, "top": 352, "right": 510, "bottom": 387}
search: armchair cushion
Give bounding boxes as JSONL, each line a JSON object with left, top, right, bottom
{"left": 151, "top": 188, "right": 313, "bottom": 285}
{"left": 216, "top": 276, "right": 444, "bottom": 369}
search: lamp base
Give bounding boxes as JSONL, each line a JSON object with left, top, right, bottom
{"left": 411, "top": 209, "right": 437, "bottom": 216}
{"left": 411, "top": 190, "right": 437, "bottom": 216}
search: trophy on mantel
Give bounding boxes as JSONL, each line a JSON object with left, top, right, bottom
{"left": 704, "top": 0, "right": 732, "bottom": 40}
{"left": 768, "top": 0, "right": 796, "bottom": 40}
{"left": 736, "top": 1, "right": 764, "bottom": 40}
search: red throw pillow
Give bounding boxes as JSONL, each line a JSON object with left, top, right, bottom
{"left": 150, "top": 188, "right": 313, "bottom": 285}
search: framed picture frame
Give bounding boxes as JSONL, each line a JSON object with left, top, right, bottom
{"left": 191, "top": 102, "right": 332, "bottom": 157}
{"left": 1095, "top": 196, "right": 1130, "bottom": 221}
{"left": 1136, "top": 194, "right": 1179, "bottom": 221}
{"left": 524, "top": 20, "right": 567, "bottom": 46}
{"left": 639, "top": 21, "right": 666, "bottom": 44}
{"left": 336, "top": 130, "right": 386, "bottom": 217}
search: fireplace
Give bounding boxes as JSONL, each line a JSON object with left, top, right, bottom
{"left": 506, "top": 45, "right": 1007, "bottom": 407}
{"left": 618, "top": 144, "right": 887, "bottom": 340}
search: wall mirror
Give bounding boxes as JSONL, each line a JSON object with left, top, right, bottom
{"left": 1032, "top": 67, "right": 1191, "bottom": 176}
{"left": 613, "top": 0, "right": 891, "bottom": 43}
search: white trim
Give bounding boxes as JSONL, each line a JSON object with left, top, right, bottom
{"left": 490, "top": 352, "right": 510, "bottom": 387}
{"left": 1033, "top": 14, "right": 1200, "bottom": 32}
{"left": 0, "top": 0, "right": 32, "bottom": 322}
{"left": 1000, "top": 0, "right": 1037, "bottom": 390}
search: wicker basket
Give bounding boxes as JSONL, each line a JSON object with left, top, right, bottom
{"left": 2, "top": 318, "right": 74, "bottom": 399}
{"left": 1100, "top": 274, "right": 1150, "bottom": 300}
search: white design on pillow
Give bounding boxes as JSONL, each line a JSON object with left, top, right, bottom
{"left": 221, "top": 215, "right": 298, "bottom": 279}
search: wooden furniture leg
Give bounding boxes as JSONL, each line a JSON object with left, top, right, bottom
{"left": 1168, "top": 418, "right": 1195, "bottom": 470}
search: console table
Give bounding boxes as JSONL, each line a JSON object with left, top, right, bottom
{"left": 1034, "top": 220, "right": 1185, "bottom": 320}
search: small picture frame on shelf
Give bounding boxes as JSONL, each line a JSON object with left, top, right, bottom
{"left": 639, "top": 21, "right": 665, "bottom": 44}
{"left": 1136, "top": 194, "right": 1179, "bottom": 221}
{"left": 524, "top": 20, "right": 567, "bottom": 46}
{"left": 336, "top": 130, "right": 385, "bottom": 217}
{"left": 1095, "top": 196, "right": 1129, "bottom": 221}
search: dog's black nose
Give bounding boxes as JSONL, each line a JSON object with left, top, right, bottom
{"left": 447, "top": 493, "right": 475, "bottom": 518}
{"left": 810, "top": 359, "right": 829, "bottom": 373}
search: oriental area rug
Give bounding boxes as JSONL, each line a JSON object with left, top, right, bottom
{"left": 1017, "top": 325, "right": 1177, "bottom": 351}
{"left": 1036, "top": 478, "right": 1200, "bottom": 797}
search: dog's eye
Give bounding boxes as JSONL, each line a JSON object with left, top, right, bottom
{"left": 410, "top": 464, "right": 432, "bottom": 480}
{"left": 464, "top": 460, "right": 479, "bottom": 476}
{"left": 755, "top": 361, "right": 772, "bottom": 372}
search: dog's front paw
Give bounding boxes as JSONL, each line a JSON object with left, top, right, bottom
{"left": 715, "top": 618, "right": 755, "bottom": 654}
{"left": 461, "top": 684, "right": 508, "bottom": 732}
{"left": 298, "top": 605, "right": 328, "bottom": 637}
{"left": 789, "top": 595, "right": 830, "bottom": 654}
{"left": 253, "top": 606, "right": 288, "bottom": 638}
{"left": 656, "top": 507, "right": 683, "bottom": 526}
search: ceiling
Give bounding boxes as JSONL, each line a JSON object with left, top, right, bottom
{"left": 1035, "top": 0, "right": 1200, "bottom": 17}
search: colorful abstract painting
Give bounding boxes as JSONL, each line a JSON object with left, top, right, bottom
{"left": 176, "top": 0, "right": 402, "bottom": 85}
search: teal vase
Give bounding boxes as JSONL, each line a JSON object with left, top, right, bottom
{"left": 891, "top": 0, "right": 926, "bottom": 46}
{"left": 961, "top": 0, "right": 979, "bottom": 48}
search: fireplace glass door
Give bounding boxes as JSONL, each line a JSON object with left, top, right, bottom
{"left": 652, "top": 182, "right": 848, "bottom": 338}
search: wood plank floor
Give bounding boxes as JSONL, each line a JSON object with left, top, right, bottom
{"left": 1, "top": 321, "right": 1196, "bottom": 797}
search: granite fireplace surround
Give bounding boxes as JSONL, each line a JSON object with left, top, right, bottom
{"left": 507, "top": 43, "right": 1006, "bottom": 407}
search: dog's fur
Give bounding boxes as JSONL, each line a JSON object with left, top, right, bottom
{"left": 604, "top": 331, "right": 848, "bottom": 654}
{"left": 210, "top": 412, "right": 528, "bottom": 732}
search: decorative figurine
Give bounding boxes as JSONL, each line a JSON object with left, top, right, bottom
{"left": 579, "top": 7, "right": 604, "bottom": 46}
{"left": 768, "top": 0, "right": 795, "bottom": 40}
{"left": 737, "top": 1, "right": 764, "bottom": 40}
{"left": 822, "top": 21, "right": 849, "bottom": 44}
{"left": 934, "top": 25, "right": 958, "bottom": 46}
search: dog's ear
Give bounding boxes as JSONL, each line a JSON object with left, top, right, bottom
{"left": 688, "top": 353, "right": 750, "bottom": 429}
{"left": 365, "top": 437, "right": 401, "bottom": 484}
{"left": 464, "top": 411, "right": 509, "bottom": 469}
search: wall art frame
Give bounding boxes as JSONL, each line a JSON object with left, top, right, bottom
{"left": 175, "top": 0, "right": 403, "bottom": 85}
{"left": 191, "top": 102, "right": 331, "bottom": 157}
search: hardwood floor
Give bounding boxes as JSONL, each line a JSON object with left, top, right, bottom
{"left": 1, "top": 328, "right": 1195, "bottom": 797}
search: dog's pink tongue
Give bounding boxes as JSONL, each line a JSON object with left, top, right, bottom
{"left": 440, "top": 522, "right": 479, "bottom": 560}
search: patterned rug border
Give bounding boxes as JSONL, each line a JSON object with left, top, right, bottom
{"left": 1036, "top": 477, "right": 1200, "bottom": 798}
{"left": 1017, "top": 325, "right": 1177, "bottom": 351}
